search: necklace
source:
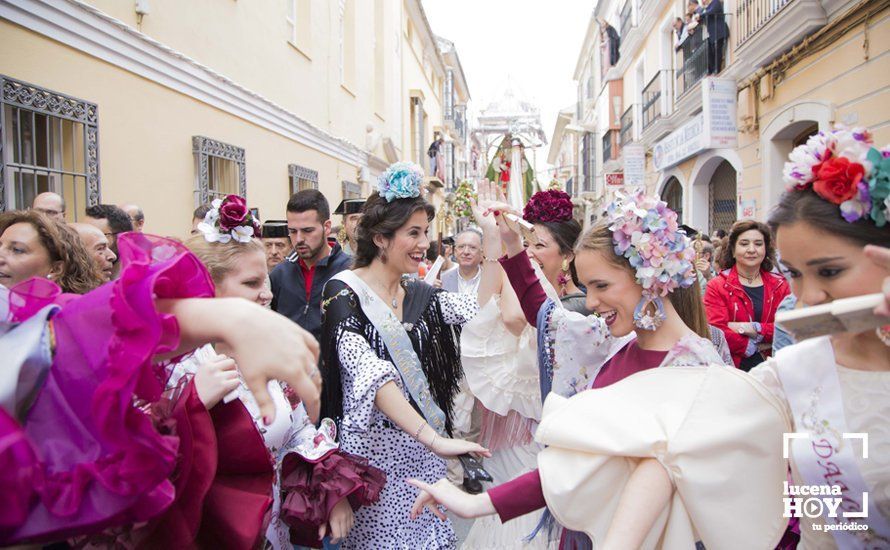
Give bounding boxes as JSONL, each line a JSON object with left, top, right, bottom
{"left": 738, "top": 270, "right": 761, "bottom": 285}
{"left": 375, "top": 281, "right": 401, "bottom": 309}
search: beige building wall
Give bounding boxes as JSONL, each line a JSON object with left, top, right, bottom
{"left": 736, "top": 11, "right": 890, "bottom": 219}
{"left": 1, "top": 0, "right": 460, "bottom": 238}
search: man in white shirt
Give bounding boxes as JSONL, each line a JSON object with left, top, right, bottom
{"left": 441, "top": 228, "right": 483, "bottom": 295}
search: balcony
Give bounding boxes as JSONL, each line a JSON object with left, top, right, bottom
{"left": 675, "top": 37, "right": 708, "bottom": 98}
{"left": 732, "top": 0, "right": 826, "bottom": 76}
{"left": 603, "top": 130, "right": 617, "bottom": 164}
{"left": 642, "top": 73, "right": 662, "bottom": 130}
{"left": 620, "top": 106, "right": 634, "bottom": 146}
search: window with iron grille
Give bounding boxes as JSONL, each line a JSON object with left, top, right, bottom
{"left": 1, "top": 75, "right": 99, "bottom": 219}
{"left": 342, "top": 180, "right": 362, "bottom": 200}
{"left": 289, "top": 164, "right": 318, "bottom": 194}
{"left": 193, "top": 136, "right": 246, "bottom": 206}
{"left": 620, "top": 106, "right": 634, "bottom": 146}
{"left": 602, "top": 131, "right": 614, "bottom": 164}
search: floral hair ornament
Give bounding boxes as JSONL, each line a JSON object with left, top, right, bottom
{"left": 522, "top": 189, "right": 575, "bottom": 224}
{"left": 783, "top": 127, "right": 890, "bottom": 226}
{"left": 197, "top": 194, "right": 261, "bottom": 244}
{"left": 377, "top": 161, "right": 425, "bottom": 203}
{"left": 605, "top": 191, "right": 697, "bottom": 330}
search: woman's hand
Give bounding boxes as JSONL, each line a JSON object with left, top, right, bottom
{"left": 319, "top": 498, "right": 355, "bottom": 544}
{"left": 428, "top": 436, "right": 491, "bottom": 459}
{"left": 218, "top": 299, "right": 321, "bottom": 423}
{"left": 694, "top": 257, "right": 712, "bottom": 277}
{"left": 407, "top": 478, "right": 496, "bottom": 520}
{"left": 865, "top": 245, "right": 890, "bottom": 317}
{"left": 157, "top": 298, "right": 321, "bottom": 424}
{"left": 471, "top": 179, "right": 522, "bottom": 255}
{"left": 728, "top": 321, "right": 757, "bottom": 338}
{"left": 193, "top": 353, "right": 240, "bottom": 408}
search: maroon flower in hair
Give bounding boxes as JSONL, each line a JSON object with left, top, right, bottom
{"left": 523, "top": 190, "right": 574, "bottom": 224}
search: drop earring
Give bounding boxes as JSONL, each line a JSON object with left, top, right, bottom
{"left": 633, "top": 292, "right": 666, "bottom": 330}
{"left": 557, "top": 258, "right": 570, "bottom": 297}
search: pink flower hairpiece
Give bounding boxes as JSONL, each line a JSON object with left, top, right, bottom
{"left": 783, "top": 127, "right": 890, "bottom": 226}
{"left": 197, "top": 195, "right": 261, "bottom": 243}
{"left": 523, "top": 189, "right": 574, "bottom": 224}
{"left": 605, "top": 191, "right": 696, "bottom": 297}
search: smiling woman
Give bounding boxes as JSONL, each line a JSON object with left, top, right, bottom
{"left": 0, "top": 210, "right": 103, "bottom": 294}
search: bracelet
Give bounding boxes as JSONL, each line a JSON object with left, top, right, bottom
{"left": 482, "top": 255, "right": 501, "bottom": 263}
{"left": 426, "top": 430, "right": 438, "bottom": 449}
{"left": 414, "top": 421, "right": 427, "bottom": 441}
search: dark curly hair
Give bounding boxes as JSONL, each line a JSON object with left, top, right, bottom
{"left": 716, "top": 219, "right": 777, "bottom": 272}
{"left": 352, "top": 192, "right": 435, "bottom": 269}
{"left": 0, "top": 210, "right": 104, "bottom": 294}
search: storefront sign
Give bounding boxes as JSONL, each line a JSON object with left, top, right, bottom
{"left": 653, "top": 114, "right": 704, "bottom": 172}
{"left": 702, "top": 78, "right": 738, "bottom": 148}
{"left": 623, "top": 143, "right": 646, "bottom": 187}
{"left": 653, "top": 77, "right": 738, "bottom": 171}
{"left": 605, "top": 172, "right": 624, "bottom": 186}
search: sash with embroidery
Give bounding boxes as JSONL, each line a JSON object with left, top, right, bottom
{"left": 331, "top": 271, "right": 447, "bottom": 436}
{"left": 775, "top": 336, "right": 890, "bottom": 548}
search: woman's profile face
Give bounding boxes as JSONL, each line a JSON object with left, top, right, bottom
{"left": 215, "top": 248, "right": 273, "bottom": 307}
{"left": 574, "top": 248, "right": 643, "bottom": 337}
{"left": 378, "top": 209, "right": 430, "bottom": 274}
{"left": 776, "top": 221, "right": 887, "bottom": 307}
{"left": 0, "top": 222, "right": 55, "bottom": 288}
{"left": 527, "top": 224, "right": 567, "bottom": 285}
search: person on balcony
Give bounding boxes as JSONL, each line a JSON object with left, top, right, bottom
{"left": 599, "top": 18, "right": 620, "bottom": 66}
{"left": 702, "top": 0, "right": 730, "bottom": 74}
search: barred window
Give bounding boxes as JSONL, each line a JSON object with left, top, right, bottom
{"left": 193, "top": 135, "right": 246, "bottom": 206}
{"left": 289, "top": 164, "right": 318, "bottom": 193}
{"left": 1, "top": 75, "right": 99, "bottom": 219}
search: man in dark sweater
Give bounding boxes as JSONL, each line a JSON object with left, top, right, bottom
{"left": 270, "top": 190, "right": 351, "bottom": 341}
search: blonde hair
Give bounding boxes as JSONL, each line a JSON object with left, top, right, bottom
{"left": 185, "top": 234, "right": 265, "bottom": 286}
{"left": 574, "top": 222, "right": 710, "bottom": 338}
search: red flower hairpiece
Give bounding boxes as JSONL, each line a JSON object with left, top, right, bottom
{"left": 522, "top": 190, "right": 574, "bottom": 224}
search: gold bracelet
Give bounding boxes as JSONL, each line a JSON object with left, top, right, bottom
{"left": 414, "top": 421, "right": 427, "bottom": 441}
{"left": 427, "top": 430, "right": 438, "bottom": 449}
{"left": 482, "top": 255, "right": 501, "bottom": 263}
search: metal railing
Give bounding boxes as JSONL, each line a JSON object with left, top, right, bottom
{"left": 675, "top": 37, "right": 708, "bottom": 98}
{"left": 620, "top": 106, "right": 634, "bottom": 145}
{"left": 642, "top": 72, "right": 662, "bottom": 129}
{"left": 620, "top": 1, "right": 633, "bottom": 41}
{"left": 736, "top": 0, "right": 792, "bottom": 48}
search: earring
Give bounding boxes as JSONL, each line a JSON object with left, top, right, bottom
{"left": 633, "top": 292, "right": 666, "bottom": 331}
{"left": 878, "top": 325, "right": 890, "bottom": 347}
{"left": 380, "top": 249, "right": 388, "bottom": 264}
{"left": 557, "top": 258, "right": 570, "bottom": 297}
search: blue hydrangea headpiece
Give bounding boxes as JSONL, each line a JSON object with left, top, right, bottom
{"left": 377, "top": 162, "right": 425, "bottom": 202}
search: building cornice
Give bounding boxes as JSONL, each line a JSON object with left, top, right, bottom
{"left": 0, "top": 0, "right": 371, "bottom": 167}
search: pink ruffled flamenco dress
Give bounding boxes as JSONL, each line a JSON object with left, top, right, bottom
{"left": 0, "top": 233, "right": 218, "bottom": 546}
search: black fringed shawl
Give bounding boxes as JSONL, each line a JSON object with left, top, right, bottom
{"left": 319, "top": 277, "right": 464, "bottom": 436}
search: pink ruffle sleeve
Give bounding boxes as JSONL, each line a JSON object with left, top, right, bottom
{"left": 280, "top": 450, "right": 386, "bottom": 547}
{"left": 0, "top": 233, "right": 215, "bottom": 545}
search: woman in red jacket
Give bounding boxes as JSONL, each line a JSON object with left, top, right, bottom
{"left": 704, "top": 219, "right": 790, "bottom": 370}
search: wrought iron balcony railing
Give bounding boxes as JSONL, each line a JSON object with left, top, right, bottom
{"left": 620, "top": 106, "right": 634, "bottom": 145}
{"left": 736, "top": 0, "right": 792, "bottom": 48}
{"left": 642, "top": 72, "right": 662, "bottom": 130}
{"left": 675, "top": 36, "right": 708, "bottom": 98}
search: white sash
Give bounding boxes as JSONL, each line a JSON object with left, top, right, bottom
{"left": 332, "top": 271, "right": 447, "bottom": 435}
{"left": 775, "top": 336, "right": 890, "bottom": 548}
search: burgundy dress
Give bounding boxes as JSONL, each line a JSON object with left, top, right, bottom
{"left": 490, "top": 251, "right": 668, "bottom": 548}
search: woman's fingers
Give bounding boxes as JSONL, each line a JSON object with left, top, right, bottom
{"left": 317, "top": 522, "right": 327, "bottom": 542}
{"left": 864, "top": 245, "right": 890, "bottom": 317}
{"left": 243, "top": 373, "right": 277, "bottom": 425}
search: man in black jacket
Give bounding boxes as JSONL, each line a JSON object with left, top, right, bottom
{"left": 702, "top": 0, "right": 729, "bottom": 74}
{"left": 270, "top": 190, "right": 351, "bottom": 341}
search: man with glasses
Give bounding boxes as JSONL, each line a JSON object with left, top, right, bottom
{"left": 85, "top": 204, "right": 133, "bottom": 279}
{"left": 31, "top": 192, "right": 66, "bottom": 220}
{"left": 441, "top": 228, "right": 484, "bottom": 295}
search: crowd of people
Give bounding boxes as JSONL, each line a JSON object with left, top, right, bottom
{"left": 1, "top": 127, "right": 888, "bottom": 549}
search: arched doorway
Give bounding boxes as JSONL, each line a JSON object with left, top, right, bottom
{"left": 708, "top": 160, "right": 736, "bottom": 233}
{"left": 661, "top": 177, "right": 683, "bottom": 223}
